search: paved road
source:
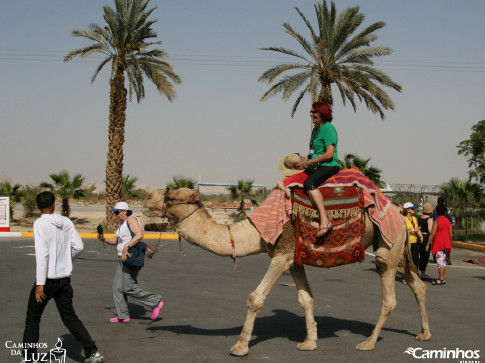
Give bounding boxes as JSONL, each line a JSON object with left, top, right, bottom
{"left": 1, "top": 238, "right": 484, "bottom": 363}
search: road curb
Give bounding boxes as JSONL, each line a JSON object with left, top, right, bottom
{"left": 452, "top": 241, "right": 485, "bottom": 252}
{"left": 0, "top": 232, "right": 180, "bottom": 239}
{"left": 1, "top": 232, "right": 483, "bottom": 251}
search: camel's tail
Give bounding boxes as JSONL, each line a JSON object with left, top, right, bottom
{"left": 398, "top": 225, "right": 418, "bottom": 277}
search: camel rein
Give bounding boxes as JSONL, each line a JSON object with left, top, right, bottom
{"left": 164, "top": 200, "right": 203, "bottom": 225}
{"left": 163, "top": 196, "right": 238, "bottom": 270}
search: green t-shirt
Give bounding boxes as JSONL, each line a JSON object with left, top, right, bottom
{"left": 309, "top": 122, "right": 339, "bottom": 167}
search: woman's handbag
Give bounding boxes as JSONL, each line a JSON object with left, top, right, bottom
{"left": 123, "top": 242, "right": 147, "bottom": 268}
{"left": 122, "top": 217, "right": 147, "bottom": 268}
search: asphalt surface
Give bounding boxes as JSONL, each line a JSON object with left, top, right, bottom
{"left": 1, "top": 237, "right": 484, "bottom": 363}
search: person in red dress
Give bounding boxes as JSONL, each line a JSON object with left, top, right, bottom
{"left": 426, "top": 204, "right": 452, "bottom": 285}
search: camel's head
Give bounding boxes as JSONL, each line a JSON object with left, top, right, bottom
{"left": 144, "top": 188, "right": 201, "bottom": 218}
{"left": 144, "top": 189, "right": 166, "bottom": 211}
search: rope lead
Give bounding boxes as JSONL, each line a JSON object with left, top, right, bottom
{"left": 227, "top": 225, "right": 237, "bottom": 270}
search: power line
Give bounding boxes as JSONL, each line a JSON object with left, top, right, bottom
{"left": 0, "top": 48, "right": 484, "bottom": 72}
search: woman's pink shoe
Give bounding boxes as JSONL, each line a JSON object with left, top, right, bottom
{"left": 151, "top": 301, "right": 164, "bottom": 320}
{"left": 109, "top": 317, "right": 130, "bottom": 323}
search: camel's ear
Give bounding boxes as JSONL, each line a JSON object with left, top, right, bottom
{"left": 170, "top": 188, "right": 199, "bottom": 204}
{"left": 187, "top": 190, "right": 200, "bottom": 204}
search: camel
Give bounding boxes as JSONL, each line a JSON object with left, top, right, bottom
{"left": 144, "top": 188, "right": 431, "bottom": 356}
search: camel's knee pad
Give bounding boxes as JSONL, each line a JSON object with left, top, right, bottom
{"left": 247, "top": 292, "right": 264, "bottom": 312}
{"left": 375, "top": 254, "right": 389, "bottom": 275}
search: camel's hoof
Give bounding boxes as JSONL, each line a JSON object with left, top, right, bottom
{"left": 296, "top": 341, "right": 318, "bottom": 351}
{"left": 356, "top": 340, "right": 376, "bottom": 351}
{"left": 230, "top": 343, "right": 249, "bottom": 357}
{"left": 416, "top": 331, "right": 432, "bottom": 341}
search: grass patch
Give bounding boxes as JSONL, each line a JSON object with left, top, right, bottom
{"left": 453, "top": 231, "right": 485, "bottom": 243}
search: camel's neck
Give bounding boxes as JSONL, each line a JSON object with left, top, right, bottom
{"left": 172, "top": 207, "right": 265, "bottom": 257}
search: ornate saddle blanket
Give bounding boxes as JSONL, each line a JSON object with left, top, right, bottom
{"left": 279, "top": 167, "right": 403, "bottom": 248}
{"left": 293, "top": 186, "right": 366, "bottom": 268}
{"left": 249, "top": 167, "right": 403, "bottom": 249}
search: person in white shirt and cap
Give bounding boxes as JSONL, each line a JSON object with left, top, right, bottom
{"left": 21, "top": 191, "right": 104, "bottom": 363}
{"left": 98, "top": 201, "right": 164, "bottom": 323}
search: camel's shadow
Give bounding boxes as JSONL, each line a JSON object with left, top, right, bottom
{"left": 147, "top": 309, "right": 414, "bottom": 347}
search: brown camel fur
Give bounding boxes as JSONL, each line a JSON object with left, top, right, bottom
{"left": 144, "top": 188, "right": 431, "bottom": 356}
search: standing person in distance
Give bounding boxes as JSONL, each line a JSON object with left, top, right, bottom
{"left": 21, "top": 191, "right": 104, "bottom": 363}
{"left": 431, "top": 196, "right": 454, "bottom": 264}
{"left": 295, "top": 101, "right": 340, "bottom": 237}
{"left": 417, "top": 203, "right": 434, "bottom": 280}
{"left": 426, "top": 204, "right": 452, "bottom": 285}
{"left": 431, "top": 196, "right": 454, "bottom": 234}
{"left": 98, "top": 201, "right": 163, "bottom": 323}
{"left": 402, "top": 202, "right": 424, "bottom": 275}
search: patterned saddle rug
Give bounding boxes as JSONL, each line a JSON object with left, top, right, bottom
{"left": 293, "top": 186, "right": 366, "bottom": 268}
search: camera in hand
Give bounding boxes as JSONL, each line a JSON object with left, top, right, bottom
{"left": 97, "top": 225, "right": 104, "bottom": 235}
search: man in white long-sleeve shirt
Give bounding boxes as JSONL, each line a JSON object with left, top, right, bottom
{"left": 21, "top": 191, "right": 104, "bottom": 363}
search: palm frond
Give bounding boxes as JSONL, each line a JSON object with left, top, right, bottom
{"left": 259, "top": 46, "right": 311, "bottom": 62}
{"left": 291, "top": 86, "right": 310, "bottom": 118}
{"left": 258, "top": 63, "right": 309, "bottom": 83}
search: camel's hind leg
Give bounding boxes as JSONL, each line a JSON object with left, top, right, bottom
{"left": 230, "top": 254, "right": 292, "bottom": 356}
{"left": 290, "top": 263, "right": 318, "bottom": 351}
{"left": 402, "top": 270, "right": 432, "bottom": 341}
{"left": 356, "top": 247, "right": 398, "bottom": 351}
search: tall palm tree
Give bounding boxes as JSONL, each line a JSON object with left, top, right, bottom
{"left": 166, "top": 176, "right": 196, "bottom": 190}
{"left": 259, "top": 1, "right": 401, "bottom": 118}
{"left": 440, "top": 178, "right": 484, "bottom": 241}
{"left": 40, "top": 171, "right": 86, "bottom": 218}
{"left": 339, "top": 153, "right": 385, "bottom": 188}
{"left": 0, "top": 182, "right": 23, "bottom": 221}
{"left": 65, "top": 0, "right": 181, "bottom": 228}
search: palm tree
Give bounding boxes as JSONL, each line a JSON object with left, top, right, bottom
{"left": 40, "top": 171, "right": 86, "bottom": 218}
{"left": 339, "top": 154, "right": 385, "bottom": 188}
{"left": 122, "top": 174, "right": 139, "bottom": 200}
{"left": 0, "top": 182, "right": 23, "bottom": 221}
{"left": 166, "top": 176, "right": 196, "bottom": 190}
{"left": 457, "top": 119, "right": 485, "bottom": 184}
{"left": 227, "top": 179, "right": 259, "bottom": 217}
{"left": 440, "top": 178, "right": 484, "bottom": 241}
{"left": 259, "top": 1, "right": 401, "bottom": 118}
{"left": 65, "top": 0, "right": 181, "bottom": 228}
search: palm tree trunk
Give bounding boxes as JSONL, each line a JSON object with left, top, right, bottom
{"left": 106, "top": 66, "right": 127, "bottom": 229}
{"left": 318, "top": 81, "right": 333, "bottom": 106}
{"left": 62, "top": 198, "right": 70, "bottom": 218}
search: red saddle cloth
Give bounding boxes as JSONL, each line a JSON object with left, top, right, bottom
{"left": 293, "top": 186, "right": 366, "bottom": 268}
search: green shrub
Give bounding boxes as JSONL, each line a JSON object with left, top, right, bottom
{"left": 22, "top": 185, "right": 41, "bottom": 218}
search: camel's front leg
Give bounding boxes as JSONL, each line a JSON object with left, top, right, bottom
{"left": 230, "top": 255, "right": 292, "bottom": 356}
{"left": 290, "top": 264, "right": 318, "bottom": 351}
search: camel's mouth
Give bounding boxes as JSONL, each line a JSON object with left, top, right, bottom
{"left": 143, "top": 189, "right": 166, "bottom": 211}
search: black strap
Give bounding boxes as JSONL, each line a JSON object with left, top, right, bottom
{"left": 125, "top": 217, "right": 136, "bottom": 238}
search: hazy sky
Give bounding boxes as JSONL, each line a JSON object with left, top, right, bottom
{"left": 1, "top": 0, "right": 484, "bottom": 191}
